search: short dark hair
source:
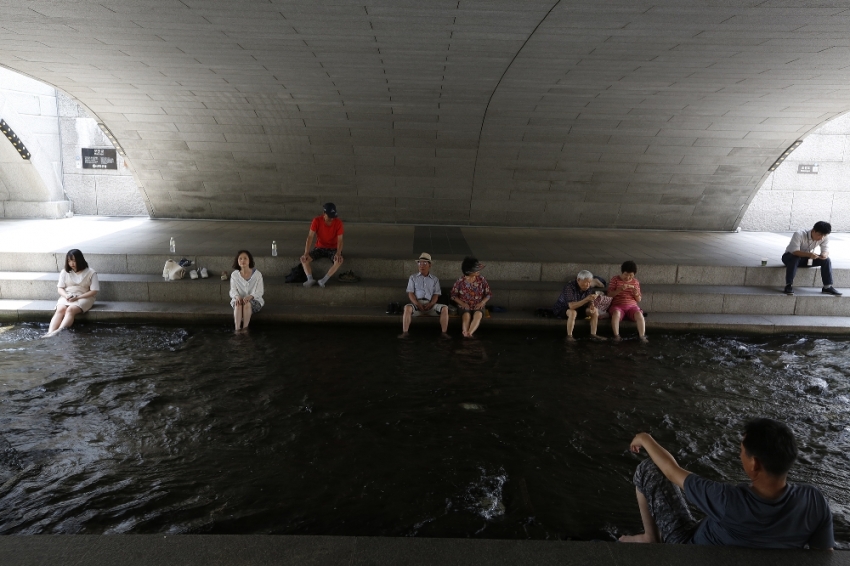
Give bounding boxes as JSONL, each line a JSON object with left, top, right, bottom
{"left": 64, "top": 249, "right": 88, "bottom": 272}
{"left": 813, "top": 221, "right": 832, "bottom": 235}
{"left": 742, "top": 418, "right": 797, "bottom": 477}
{"left": 461, "top": 256, "right": 480, "bottom": 275}
{"left": 621, "top": 260, "right": 637, "bottom": 274}
{"left": 232, "top": 250, "right": 255, "bottom": 270}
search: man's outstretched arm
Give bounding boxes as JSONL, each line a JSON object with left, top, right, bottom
{"left": 629, "top": 433, "right": 691, "bottom": 489}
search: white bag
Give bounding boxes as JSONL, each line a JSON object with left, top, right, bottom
{"left": 163, "top": 259, "right": 185, "bottom": 281}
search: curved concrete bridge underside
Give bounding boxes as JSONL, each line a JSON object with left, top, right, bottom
{"left": 2, "top": 0, "right": 850, "bottom": 229}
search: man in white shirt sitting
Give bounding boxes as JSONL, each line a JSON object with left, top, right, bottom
{"left": 401, "top": 252, "right": 449, "bottom": 338}
{"left": 782, "top": 221, "right": 842, "bottom": 296}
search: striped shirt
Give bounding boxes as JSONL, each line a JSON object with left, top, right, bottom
{"left": 609, "top": 275, "right": 641, "bottom": 308}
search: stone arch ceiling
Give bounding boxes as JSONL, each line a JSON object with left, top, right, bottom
{"left": 2, "top": 0, "right": 850, "bottom": 229}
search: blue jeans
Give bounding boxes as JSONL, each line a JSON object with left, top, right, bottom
{"left": 781, "top": 252, "right": 832, "bottom": 286}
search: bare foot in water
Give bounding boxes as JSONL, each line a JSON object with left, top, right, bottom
{"left": 619, "top": 533, "right": 656, "bottom": 543}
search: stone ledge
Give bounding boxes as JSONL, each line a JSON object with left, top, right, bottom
{"left": 1, "top": 253, "right": 847, "bottom": 288}
{"left": 2, "top": 300, "right": 849, "bottom": 334}
{"left": 2, "top": 273, "right": 848, "bottom": 314}
{"left": 0, "top": 535, "right": 845, "bottom": 566}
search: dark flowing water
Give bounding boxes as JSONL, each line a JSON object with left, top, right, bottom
{"left": 0, "top": 323, "right": 848, "bottom": 547}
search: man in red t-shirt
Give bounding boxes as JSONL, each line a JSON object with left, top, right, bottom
{"left": 300, "top": 203, "right": 344, "bottom": 288}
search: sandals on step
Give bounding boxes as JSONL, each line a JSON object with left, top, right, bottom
{"left": 338, "top": 270, "right": 361, "bottom": 283}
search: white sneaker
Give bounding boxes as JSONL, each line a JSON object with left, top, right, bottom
{"left": 303, "top": 279, "right": 316, "bottom": 288}
{"left": 200, "top": 267, "right": 209, "bottom": 279}
{"left": 189, "top": 269, "right": 199, "bottom": 279}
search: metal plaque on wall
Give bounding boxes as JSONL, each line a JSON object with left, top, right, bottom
{"left": 797, "top": 163, "right": 818, "bottom": 174}
{"left": 81, "top": 148, "right": 117, "bottom": 170}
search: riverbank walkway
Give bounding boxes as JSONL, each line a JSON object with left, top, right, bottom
{"left": 2, "top": 216, "right": 850, "bottom": 334}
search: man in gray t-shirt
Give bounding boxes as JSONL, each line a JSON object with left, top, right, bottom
{"left": 619, "top": 419, "right": 833, "bottom": 549}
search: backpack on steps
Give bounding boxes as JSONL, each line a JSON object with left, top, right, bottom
{"left": 284, "top": 263, "right": 308, "bottom": 283}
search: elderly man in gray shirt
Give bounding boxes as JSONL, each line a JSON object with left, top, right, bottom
{"left": 782, "top": 221, "right": 841, "bottom": 296}
{"left": 401, "top": 252, "right": 450, "bottom": 337}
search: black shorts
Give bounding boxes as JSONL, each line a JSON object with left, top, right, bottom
{"left": 309, "top": 248, "right": 337, "bottom": 261}
{"left": 555, "top": 305, "right": 589, "bottom": 319}
{"left": 573, "top": 304, "right": 589, "bottom": 318}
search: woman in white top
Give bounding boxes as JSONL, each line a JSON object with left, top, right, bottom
{"left": 45, "top": 249, "right": 99, "bottom": 337}
{"left": 230, "top": 249, "right": 264, "bottom": 332}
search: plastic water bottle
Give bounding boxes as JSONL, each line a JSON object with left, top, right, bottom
{"left": 169, "top": 237, "right": 176, "bottom": 253}
{"left": 271, "top": 240, "right": 278, "bottom": 257}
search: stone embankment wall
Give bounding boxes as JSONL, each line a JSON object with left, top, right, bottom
{"left": 57, "top": 92, "right": 147, "bottom": 216}
{"left": 0, "top": 67, "right": 146, "bottom": 217}
{"left": 741, "top": 113, "right": 850, "bottom": 232}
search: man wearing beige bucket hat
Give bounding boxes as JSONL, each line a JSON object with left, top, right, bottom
{"left": 400, "top": 252, "right": 450, "bottom": 338}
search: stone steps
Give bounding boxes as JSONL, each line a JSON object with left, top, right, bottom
{"left": 1, "top": 272, "right": 848, "bottom": 316}
{"left": 3, "top": 251, "right": 848, "bottom": 330}
{"left": 3, "top": 300, "right": 850, "bottom": 335}
{"left": 1, "top": 251, "right": 846, "bottom": 287}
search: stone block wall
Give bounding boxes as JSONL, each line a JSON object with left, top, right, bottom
{"left": 741, "top": 113, "right": 850, "bottom": 232}
{"left": 57, "top": 92, "right": 148, "bottom": 216}
{"left": 0, "top": 66, "right": 147, "bottom": 217}
{"left": 0, "top": 67, "right": 66, "bottom": 210}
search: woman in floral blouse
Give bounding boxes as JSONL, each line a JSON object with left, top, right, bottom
{"left": 451, "top": 256, "right": 492, "bottom": 338}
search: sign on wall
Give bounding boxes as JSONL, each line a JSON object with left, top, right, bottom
{"left": 81, "top": 148, "right": 117, "bottom": 170}
{"left": 797, "top": 164, "right": 819, "bottom": 174}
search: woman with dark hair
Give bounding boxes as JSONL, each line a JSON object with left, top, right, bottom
{"left": 450, "top": 256, "right": 492, "bottom": 338}
{"left": 229, "top": 250, "right": 264, "bottom": 332}
{"left": 608, "top": 260, "right": 647, "bottom": 343}
{"left": 44, "top": 249, "right": 99, "bottom": 337}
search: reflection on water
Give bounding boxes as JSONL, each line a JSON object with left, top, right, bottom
{"left": 0, "top": 323, "right": 848, "bottom": 546}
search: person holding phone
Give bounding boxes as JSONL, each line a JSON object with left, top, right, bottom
{"left": 44, "top": 249, "right": 99, "bottom": 337}
{"left": 608, "top": 260, "right": 647, "bottom": 343}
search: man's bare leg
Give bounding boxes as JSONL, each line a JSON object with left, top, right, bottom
{"left": 566, "top": 309, "right": 577, "bottom": 337}
{"left": 300, "top": 255, "right": 313, "bottom": 277}
{"left": 402, "top": 304, "right": 414, "bottom": 333}
{"left": 325, "top": 256, "right": 344, "bottom": 278}
{"left": 590, "top": 310, "right": 599, "bottom": 336}
{"left": 619, "top": 488, "right": 661, "bottom": 543}
{"left": 439, "top": 307, "right": 449, "bottom": 334}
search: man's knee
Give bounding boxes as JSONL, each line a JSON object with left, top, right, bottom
{"left": 633, "top": 458, "right": 662, "bottom": 491}
{"left": 566, "top": 309, "right": 577, "bottom": 320}
{"left": 334, "top": 256, "right": 344, "bottom": 265}
{"left": 404, "top": 304, "right": 414, "bottom": 314}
